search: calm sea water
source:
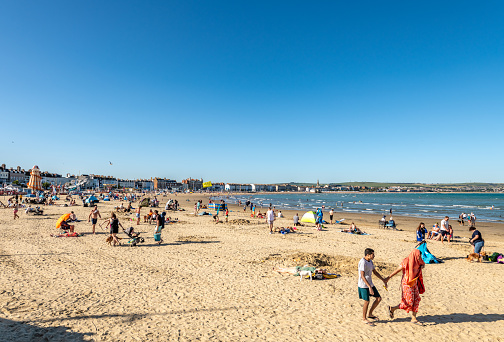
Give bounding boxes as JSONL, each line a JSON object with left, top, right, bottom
{"left": 215, "top": 192, "right": 504, "bottom": 223}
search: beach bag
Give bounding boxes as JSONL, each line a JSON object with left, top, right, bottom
{"left": 140, "top": 198, "right": 150, "bottom": 208}
{"left": 488, "top": 252, "right": 501, "bottom": 262}
{"left": 154, "top": 233, "right": 162, "bottom": 242}
{"left": 497, "top": 255, "right": 504, "bottom": 264}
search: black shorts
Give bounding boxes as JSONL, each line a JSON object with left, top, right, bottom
{"left": 110, "top": 226, "right": 118, "bottom": 234}
{"left": 330, "top": 215, "right": 333, "bottom": 220}
{"left": 441, "top": 230, "right": 449, "bottom": 236}
{"left": 92, "top": 218, "right": 97, "bottom": 225}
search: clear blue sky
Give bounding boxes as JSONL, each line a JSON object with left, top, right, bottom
{"left": 1, "top": 1, "right": 503, "bottom": 184}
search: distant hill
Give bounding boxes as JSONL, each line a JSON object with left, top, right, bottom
{"left": 275, "top": 181, "right": 504, "bottom": 188}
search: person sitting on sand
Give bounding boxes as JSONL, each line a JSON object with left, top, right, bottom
{"left": 427, "top": 223, "right": 440, "bottom": 239}
{"left": 60, "top": 220, "right": 75, "bottom": 233}
{"left": 293, "top": 213, "right": 301, "bottom": 226}
{"left": 68, "top": 211, "right": 78, "bottom": 222}
{"left": 342, "top": 222, "right": 365, "bottom": 234}
{"left": 416, "top": 222, "right": 427, "bottom": 242}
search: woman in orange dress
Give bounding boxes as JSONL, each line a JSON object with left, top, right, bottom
{"left": 386, "top": 249, "right": 425, "bottom": 325}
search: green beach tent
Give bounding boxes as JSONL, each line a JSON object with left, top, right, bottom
{"left": 300, "top": 211, "right": 317, "bottom": 224}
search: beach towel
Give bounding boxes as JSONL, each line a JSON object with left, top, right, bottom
{"left": 416, "top": 242, "right": 442, "bottom": 264}
{"left": 340, "top": 231, "right": 370, "bottom": 235}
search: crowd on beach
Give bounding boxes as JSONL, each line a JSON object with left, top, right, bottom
{"left": 4, "top": 190, "right": 494, "bottom": 329}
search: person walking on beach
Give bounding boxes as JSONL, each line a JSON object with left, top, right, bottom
{"left": 266, "top": 207, "right": 275, "bottom": 234}
{"left": 135, "top": 206, "right": 141, "bottom": 225}
{"left": 459, "top": 213, "right": 465, "bottom": 226}
{"left": 88, "top": 205, "right": 101, "bottom": 234}
{"left": 329, "top": 209, "right": 334, "bottom": 224}
{"left": 440, "top": 216, "right": 451, "bottom": 243}
{"left": 154, "top": 210, "right": 164, "bottom": 244}
{"left": 316, "top": 208, "right": 323, "bottom": 230}
{"left": 13, "top": 202, "right": 19, "bottom": 220}
{"left": 387, "top": 249, "right": 426, "bottom": 326}
{"left": 469, "top": 213, "right": 476, "bottom": 227}
{"left": 469, "top": 226, "right": 484, "bottom": 254}
{"left": 358, "top": 248, "right": 388, "bottom": 326}
{"left": 102, "top": 212, "right": 123, "bottom": 246}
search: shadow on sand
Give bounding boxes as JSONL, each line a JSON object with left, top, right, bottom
{"left": 0, "top": 317, "right": 92, "bottom": 342}
{"left": 391, "top": 312, "right": 504, "bottom": 325}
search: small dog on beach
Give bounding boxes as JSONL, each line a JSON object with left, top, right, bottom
{"left": 466, "top": 253, "right": 484, "bottom": 263}
{"left": 299, "top": 270, "right": 313, "bottom": 281}
{"left": 105, "top": 236, "right": 122, "bottom": 246}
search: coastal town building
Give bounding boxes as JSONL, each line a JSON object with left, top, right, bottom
{"left": 182, "top": 178, "right": 203, "bottom": 191}
{"left": 152, "top": 178, "right": 178, "bottom": 190}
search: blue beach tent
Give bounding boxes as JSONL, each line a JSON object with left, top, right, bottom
{"left": 416, "top": 241, "right": 443, "bottom": 264}
{"left": 85, "top": 196, "right": 99, "bottom": 204}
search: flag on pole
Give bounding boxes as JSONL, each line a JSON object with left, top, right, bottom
{"left": 202, "top": 181, "right": 212, "bottom": 188}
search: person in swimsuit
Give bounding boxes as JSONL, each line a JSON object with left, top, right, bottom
{"left": 135, "top": 206, "right": 141, "bottom": 225}
{"left": 13, "top": 202, "right": 19, "bottom": 220}
{"left": 88, "top": 205, "right": 101, "bottom": 234}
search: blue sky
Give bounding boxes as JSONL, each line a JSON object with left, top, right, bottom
{"left": 1, "top": 1, "right": 503, "bottom": 184}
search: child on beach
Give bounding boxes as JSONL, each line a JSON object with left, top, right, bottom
{"left": 358, "top": 248, "right": 388, "bottom": 326}
{"left": 13, "top": 202, "right": 19, "bottom": 220}
{"left": 225, "top": 208, "right": 229, "bottom": 223}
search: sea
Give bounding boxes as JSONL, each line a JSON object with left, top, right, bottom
{"left": 213, "top": 192, "right": 504, "bottom": 223}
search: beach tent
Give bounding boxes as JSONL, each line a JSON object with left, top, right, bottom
{"left": 85, "top": 196, "right": 99, "bottom": 204}
{"left": 25, "top": 194, "right": 36, "bottom": 198}
{"left": 416, "top": 241, "right": 442, "bottom": 264}
{"left": 52, "top": 196, "right": 59, "bottom": 200}
{"left": 103, "top": 197, "right": 110, "bottom": 201}
{"left": 300, "top": 211, "right": 317, "bottom": 224}
{"left": 139, "top": 198, "right": 150, "bottom": 207}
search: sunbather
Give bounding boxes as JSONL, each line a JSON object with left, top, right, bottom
{"left": 342, "top": 222, "right": 366, "bottom": 234}
{"left": 273, "top": 265, "right": 328, "bottom": 275}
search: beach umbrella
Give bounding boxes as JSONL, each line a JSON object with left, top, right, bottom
{"left": 56, "top": 213, "right": 71, "bottom": 228}
{"left": 27, "top": 165, "right": 43, "bottom": 191}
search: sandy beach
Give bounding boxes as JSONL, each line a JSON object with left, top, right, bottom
{"left": 1, "top": 193, "right": 503, "bottom": 341}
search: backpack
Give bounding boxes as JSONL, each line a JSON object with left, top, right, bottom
{"left": 488, "top": 252, "right": 502, "bottom": 262}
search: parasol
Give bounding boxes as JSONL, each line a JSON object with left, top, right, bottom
{"left": 56, "top": 213, "right": 71, "bottom": 228}
{"left": 27, "top": 165, "right": 43, "bottom": 191}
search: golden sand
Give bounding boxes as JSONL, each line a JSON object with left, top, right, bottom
{"left": 0, "top": 193, "right": 503, "bottom": 341}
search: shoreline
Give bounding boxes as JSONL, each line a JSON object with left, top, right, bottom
{"left": 194, "top": 193, "right": 504, "bottom": 241}
{"left": 0, "top": 192, "right": 503, "bottom": 341}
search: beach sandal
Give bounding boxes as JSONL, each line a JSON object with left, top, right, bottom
{"left": 368, "top": 315, "right": 378, "bottom": 320}
{"left": 363, "top": 321, "right": 375, "bottom": 326}
{"left": 388, "top": 306, "right": 394, "bottom": 319}
{"left": 411, "top": 321, "right": 424, "bottom": 326}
